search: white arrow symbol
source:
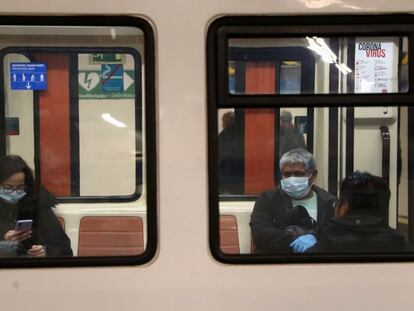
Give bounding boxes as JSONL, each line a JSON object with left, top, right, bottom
{"left": 26, "top": 82, "right": 31, "bottom": 89}
{"left": 123, "top": 72, "right": 134, "bottom": 91}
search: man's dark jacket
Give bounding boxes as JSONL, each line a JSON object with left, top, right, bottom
{"left": 250, "top": 185, "right": 337, "bottom": 253}
{"left": 315, "top": 215, "right": 406, "bottom": 253}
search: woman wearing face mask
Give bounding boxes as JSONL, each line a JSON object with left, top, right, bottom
{"left": 0, "top": 155, "right": 72, "bottom": 257}
{"left": 250, "top": 148, "right": 338, "bottom": 254}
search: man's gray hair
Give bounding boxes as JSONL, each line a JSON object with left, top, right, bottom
{"left": 279, "top": 148, "right": 316, "bottom": 173}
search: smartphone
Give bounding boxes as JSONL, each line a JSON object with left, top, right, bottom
{"left": 15, "top": 219, "right": 33, "bottom": 231}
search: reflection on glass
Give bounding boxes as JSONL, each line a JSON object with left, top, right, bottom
{"left": 306, "top": 36, "right": 352, "bottom": 75}
{"left": 228, "top": 36, "right": 408, "bottom": 95}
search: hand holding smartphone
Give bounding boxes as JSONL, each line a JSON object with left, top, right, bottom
{"left": 15, "top": 219, "right": 33, "bottom": 232}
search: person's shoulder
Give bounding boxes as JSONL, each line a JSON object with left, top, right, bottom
{"left": 258, "top": 187, "right": 282, "bottom": 198}
{"left": 313, "top": 185, "right": 337, "bottom": 201}
{"left": 37, "top": 186, "right": 58, "bottom": 208}
{"left": 255, "top": 187, "right": 284, "bottom": 205}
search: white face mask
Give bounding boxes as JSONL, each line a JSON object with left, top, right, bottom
{"left": 281, "top": 176, "right": 311, "bottom": 199}
{"left": 0, "top": 188, "right": 26, "bottom": 204}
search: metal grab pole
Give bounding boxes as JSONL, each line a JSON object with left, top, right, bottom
{"left": 380, "top": 125, "right": 390, "bottom": 186}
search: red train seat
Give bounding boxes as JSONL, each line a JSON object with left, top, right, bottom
{"left": 78, "top": 216, "right": 144, "bottom": 256}
{"left": 219, "top": 215, "right": 240, "bottom": 254}
{"left": 56, "top": 217, "right": 65, "bottom": 230}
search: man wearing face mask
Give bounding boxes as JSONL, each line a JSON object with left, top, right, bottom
{"left": 250, "top": 148, "right": 337, "bottom": 254}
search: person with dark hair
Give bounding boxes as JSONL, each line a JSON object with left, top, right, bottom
{"left": 316, "top": 171, "right": 405, "bottom": 253}
{"left": 218, "top": 110, "right": 244, "bottom": 194}
{"left": 279, "top": 111, "right": 306, "bottom": 156}
{"left": 250, "top": 148, "right": 337, "bottom": 254}
{"left": 0, "top": 155, "right": 72, "bottom": 257}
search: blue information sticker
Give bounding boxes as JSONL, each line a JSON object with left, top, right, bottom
{"left": 10, "top": 63, "right": 47, "bottom": 91}
{"left": 101, "top": 64, "right": 124, "bottom": 92}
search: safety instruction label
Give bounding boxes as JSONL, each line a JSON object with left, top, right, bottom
{"left": 10, "top": 63, "right": 47, "bottom": 90}
{"left": 101, "top": 64, "right": 124, "bottom": 92}
{"left": 78, "top": 69, "right": 135, "bottom": 100}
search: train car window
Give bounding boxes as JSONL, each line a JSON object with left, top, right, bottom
{"left": 208, "top": 15, "right": 414, "bottom": 263}
{"left": 0, "top": 17, "right": 156, "bottom": 266}
{"left": 2, "top": 50, "right": 141, "bottom": 199}
{"left": 227, "top": 37, "right": 407, "bottom": 95}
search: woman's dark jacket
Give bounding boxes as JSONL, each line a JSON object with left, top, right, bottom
{"left": 0, "top": 187, "right": 72, "bottom": 257}
{"left": 250, "top": 185, "right": 337, "bottom": 253}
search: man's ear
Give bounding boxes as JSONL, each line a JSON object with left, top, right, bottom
{"left": 335, "top": 201, "right": 349, "bottom": 218}
{"left": 309, "top": 169, "right": 318, "bottom": 184}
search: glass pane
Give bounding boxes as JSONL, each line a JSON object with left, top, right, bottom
{"left": 228, "top": 36, "right": 408, "bottom": 95}
{"left": 78, "top": 53, "right": 139, "bottom": 197}
{"left": 218, "top": 106, "right": 414, "bottom": 256}
{"left": 4, "top": 51, "right": 141, "bottom": 198}
{"left": 0, "top": 24, "right": 149, "bottom": 260}
{"left": 218, "top": 107, "right": 309, "bottom": 196}
{"left": 280, "top": 62, "right": 301, "bottom": 94}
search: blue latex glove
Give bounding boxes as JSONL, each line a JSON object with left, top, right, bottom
{"left": 289, "top": 234, "right": 317, "bottom": 253}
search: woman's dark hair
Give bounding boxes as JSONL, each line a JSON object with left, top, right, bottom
{"left": 0, "top": 155, "right": 38, "bottom": 204}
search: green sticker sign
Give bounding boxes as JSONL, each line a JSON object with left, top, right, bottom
{"left": 78, "top": 70, "right": 135, "bottom": 100}
{"left": 91, "top": 53, "right": 123, "bottom": 63}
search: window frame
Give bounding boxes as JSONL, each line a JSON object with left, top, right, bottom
{"left": 0, "top": 46, "right": 143, "bottom": 203}
{"left": 0, "top": 15, "right": 157, "bottom": 267}
{"left": 207, "top": 14, "right": 414, "bottom": 263}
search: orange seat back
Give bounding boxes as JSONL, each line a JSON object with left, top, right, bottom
{"left": 56, "top": 217, "right": 65, "bottom": 230}
{"left": 78, "top": 216, "right": 144, "bottom": 256}
{"left": 219, "top": 215, "right": 240, "bottom": 254}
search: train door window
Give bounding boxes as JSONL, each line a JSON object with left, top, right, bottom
{"left": 3, "top": 51, "right": 140, "bottom": 198}
{"left": 0, "top": 17, "right": 156, "bottom": 266}
{"left": 208, "top": 15, "right": 414, "bottom": 263}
